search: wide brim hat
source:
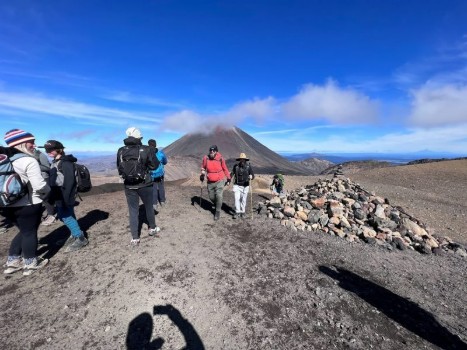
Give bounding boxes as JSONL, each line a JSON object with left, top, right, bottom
{"left": 236, "top": 152, "right": 249, "bottom": 161}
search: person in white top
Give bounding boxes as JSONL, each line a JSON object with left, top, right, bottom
{"left": 1, "top": 129, "right": 50, "bottom": 276}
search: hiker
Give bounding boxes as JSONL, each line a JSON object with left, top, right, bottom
{"left": 270, "top": 174, "right": 285, "bottom": 196}
{"left": 117, "top": 127, "right": 160, "bottom": 245}
{"left": 42, "top": 140, "right": 89, "bottom": 252}
{"left": 148, "top": 139, "right": 168, "bottom": 212}
{"left": 33, "top": 148, "right": 57, "bottom": 226}
{"left": 200, "top": 145, "right": 231, "bottom": 221}
{"left": 1, "top": 129, "right": 50, "bottom": 275}
{"left": 230, "top": 153, "right": 255, "bottom": 219}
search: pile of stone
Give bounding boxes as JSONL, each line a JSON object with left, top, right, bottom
{"left": 257, "top": 175, "right": 466, "bottom": 258}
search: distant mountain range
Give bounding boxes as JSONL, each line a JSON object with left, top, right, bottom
{"left": 76, "top": 128, "right": 465, "bottom": 181}
{"left": 281, "top": 151, "right": 466, "bottom": 164}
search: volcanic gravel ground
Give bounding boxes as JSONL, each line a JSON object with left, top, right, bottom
{"left": 0, "top": 161, "right": 466, "bottom": 349}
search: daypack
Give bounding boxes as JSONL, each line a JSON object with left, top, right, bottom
{"left": 118, "top": 146, "right": 147, "bottom": 184}
{"left": 234, "top": 162, "right": 251, "bottom": 184}
{"left": 56, "top": 160, "right": 92, "bottom": 193}
{"left": 150, "top": 149, "right": 167, "bottom": 180}
{"left": 274, "top": 173, "right": 285, "bottom": 186}
{"left": 75, "top": 163, "right": 92, "bottom": 193}
{"left": 0, "top": 153, "right": 28, "bottom": 206}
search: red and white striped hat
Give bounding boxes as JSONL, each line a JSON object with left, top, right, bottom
{"left": 4, "top": 129, "right": 35, "bottom": 147}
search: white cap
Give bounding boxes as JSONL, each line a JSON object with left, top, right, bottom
{"left": 126, "top": 127, "right": 142, "bottom": 139}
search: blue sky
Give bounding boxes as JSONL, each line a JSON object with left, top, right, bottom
{"left": 1, "top": 0, "right": 467, "bottom": 155}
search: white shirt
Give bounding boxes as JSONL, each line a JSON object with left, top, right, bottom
{"left": 10, "top": 155, "right": 50, "bottom": 206}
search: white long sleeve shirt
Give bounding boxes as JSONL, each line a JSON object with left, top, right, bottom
{"left": 10, "top": 155, "right": 51, "bottom": 206}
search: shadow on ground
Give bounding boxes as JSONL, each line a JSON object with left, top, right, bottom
{"left": 38, "top": 209, "right": 109, "bottom": 259}
{"left": 319, "top": 265, "right": 467, "bottom": 350}
{"left": 126, "top": 304, "right": 205, "bottom": 350}
{"left": 190, "top": 196, "right": 234, "bottom": 217}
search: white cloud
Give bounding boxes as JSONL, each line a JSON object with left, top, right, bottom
{"left": 282, "top": 80, "right": 379, "bottom": 123}
{"left": 0, "top": 90, "right": 162, "bottom": 125}
{"left": 161, "top": 97, "right": 276, "bottom": 134}
{"left": 103, "top": 91, "right": 187, "bottom": 109}
{"left": 408, "top": 84, "right": 467, "bottom": 127}
{"left": 255, "top": 124, "right": 467, "bottom": 153}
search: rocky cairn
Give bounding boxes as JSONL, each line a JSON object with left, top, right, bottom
{"left": 257, "top": 168, "right": 466, "bottom": 258}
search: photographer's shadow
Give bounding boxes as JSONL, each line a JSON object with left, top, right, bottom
{"left": 126, "top": 304, "right": 205, "bottom": 350}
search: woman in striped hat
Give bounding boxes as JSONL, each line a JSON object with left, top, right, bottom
{"left": 1, "top": 129, "right": 50, "bottom": 275}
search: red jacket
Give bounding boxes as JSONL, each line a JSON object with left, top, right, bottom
{"left": 202, "top": 152, "right": 231, "bottom": 183}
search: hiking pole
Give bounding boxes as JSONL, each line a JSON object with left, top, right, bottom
{"left": 250, "top": 180, "right": 253, "bottom": 220}
{"left": 200, "top": 184, "right": 203, "bottom": 207}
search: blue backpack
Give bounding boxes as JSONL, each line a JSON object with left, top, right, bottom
{"left": 0, "top": 153, "right": 28, "bottom": 206}
{"left": 150, "top": 149, "right": 167, "bottom": 180}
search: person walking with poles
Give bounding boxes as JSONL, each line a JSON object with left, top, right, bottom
{"left": 148, "top": 139, "right": 168, "bottom": 212}
{"left": 200, "top": 145, "right": 231, "bottom": 221}
{"left": 117, "top": 127, "right": 160, "bottom": 246}
{"left": 230, "top": 153, "right": 254, "bottom": 219}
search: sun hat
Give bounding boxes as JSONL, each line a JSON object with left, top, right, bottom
{"left": 236, "top": 153, "right": 249, "bottom": 161}
{"left": 4, "top": 129, "right": 35, "bottom": 147}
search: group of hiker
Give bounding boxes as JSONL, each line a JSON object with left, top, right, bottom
{"left": 1, "top": 125, "right": 285, "bottom": 276}
{"left": 0, "top": 130, "right": 89, "bottom": 276}
{"left": 200, "top": 146, "right": 256, "bottom": 221}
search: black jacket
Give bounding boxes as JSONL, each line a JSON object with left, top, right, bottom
{"left": 49, "top": 154, "right": 78, "bottom": 207}
{"left": 116, "top": 137, "right": 158, "bottom": 188}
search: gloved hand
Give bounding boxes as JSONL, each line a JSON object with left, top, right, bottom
{"left": 225, "top": 179, "right": 231, "bottom": 186}
{"left": 201, "top": 169, "right": 206, "bottom": 175}
{"left": 200, "top": 174, "right": 205, "bottom": 182}
{"left": 248, "top": 174, "right": 253, "bottom": 180}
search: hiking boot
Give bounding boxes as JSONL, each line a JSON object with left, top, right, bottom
{"left": 23, "top": 257, "right": 49, "bottom": 276}
{"left": 130, "top": 239, "right": 140, "bottom": 246}
{"left": 3, "top": 258, "right": 23, "bottom": 274}
{"left": 214, "top": 211, "right": 220, "bottom": 221}
{"left": 41, "top": 215, "right": 57, "bottom": 226}
{"left": 240, "top": 213, "right": 246, "bottom": 219}
{"left": 65, "top": 236, "right": 88, "bottom": 253}
{"left": 56, "top": 235, "right": 74, "bottom": 247}
{"left": 148, "top": 226, "right": 161, "bottom": 236}
{"left": 232, "top": 213, "right": 238, "bottom": 220}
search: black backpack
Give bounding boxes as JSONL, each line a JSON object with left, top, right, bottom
{"left": 118, "top": 146, "right": 147, "bottom": 184}
{"left": 56, "top": 160, "right": 92, "bottom": 194}
{"left": 234, "top": 162, "right": 250, "bottom": 184}
{"left": 75, "top": 163, "right": 92, "bottom": 193}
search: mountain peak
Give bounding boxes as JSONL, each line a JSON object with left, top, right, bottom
{"left": 164, "top": 126, "right": 312, "bottom": 175}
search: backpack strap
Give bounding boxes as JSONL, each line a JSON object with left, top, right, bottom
{"left": 10, "top": 153, "right": 30, "bottom": 162}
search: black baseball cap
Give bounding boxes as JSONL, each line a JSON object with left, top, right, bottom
{"left": 38, "top": 140, "right": 65, "bottom": 152}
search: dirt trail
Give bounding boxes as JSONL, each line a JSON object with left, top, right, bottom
{"left": 1, "top": 163, "right": 466, "bottom": 349}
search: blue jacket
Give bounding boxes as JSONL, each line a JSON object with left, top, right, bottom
{"left": 150, "top": 148, "right": 167, "bottom": 180}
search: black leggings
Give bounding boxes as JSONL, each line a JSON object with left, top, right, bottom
{"left": 2, "top": 203, "right": 42, "bottom": 259}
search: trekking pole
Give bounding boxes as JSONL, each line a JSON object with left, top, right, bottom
{"left": 250, "top": 180, "right": 253, "bottom": 220}
{"left": 200, "top": 184, "right": 203, "bottom": 207}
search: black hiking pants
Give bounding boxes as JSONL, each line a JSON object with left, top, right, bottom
{"left": 124, "top": 185, "right": 156, "bottom": 239}
{"left": 2, "top": 203, "right": 42, "bottom": 259}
